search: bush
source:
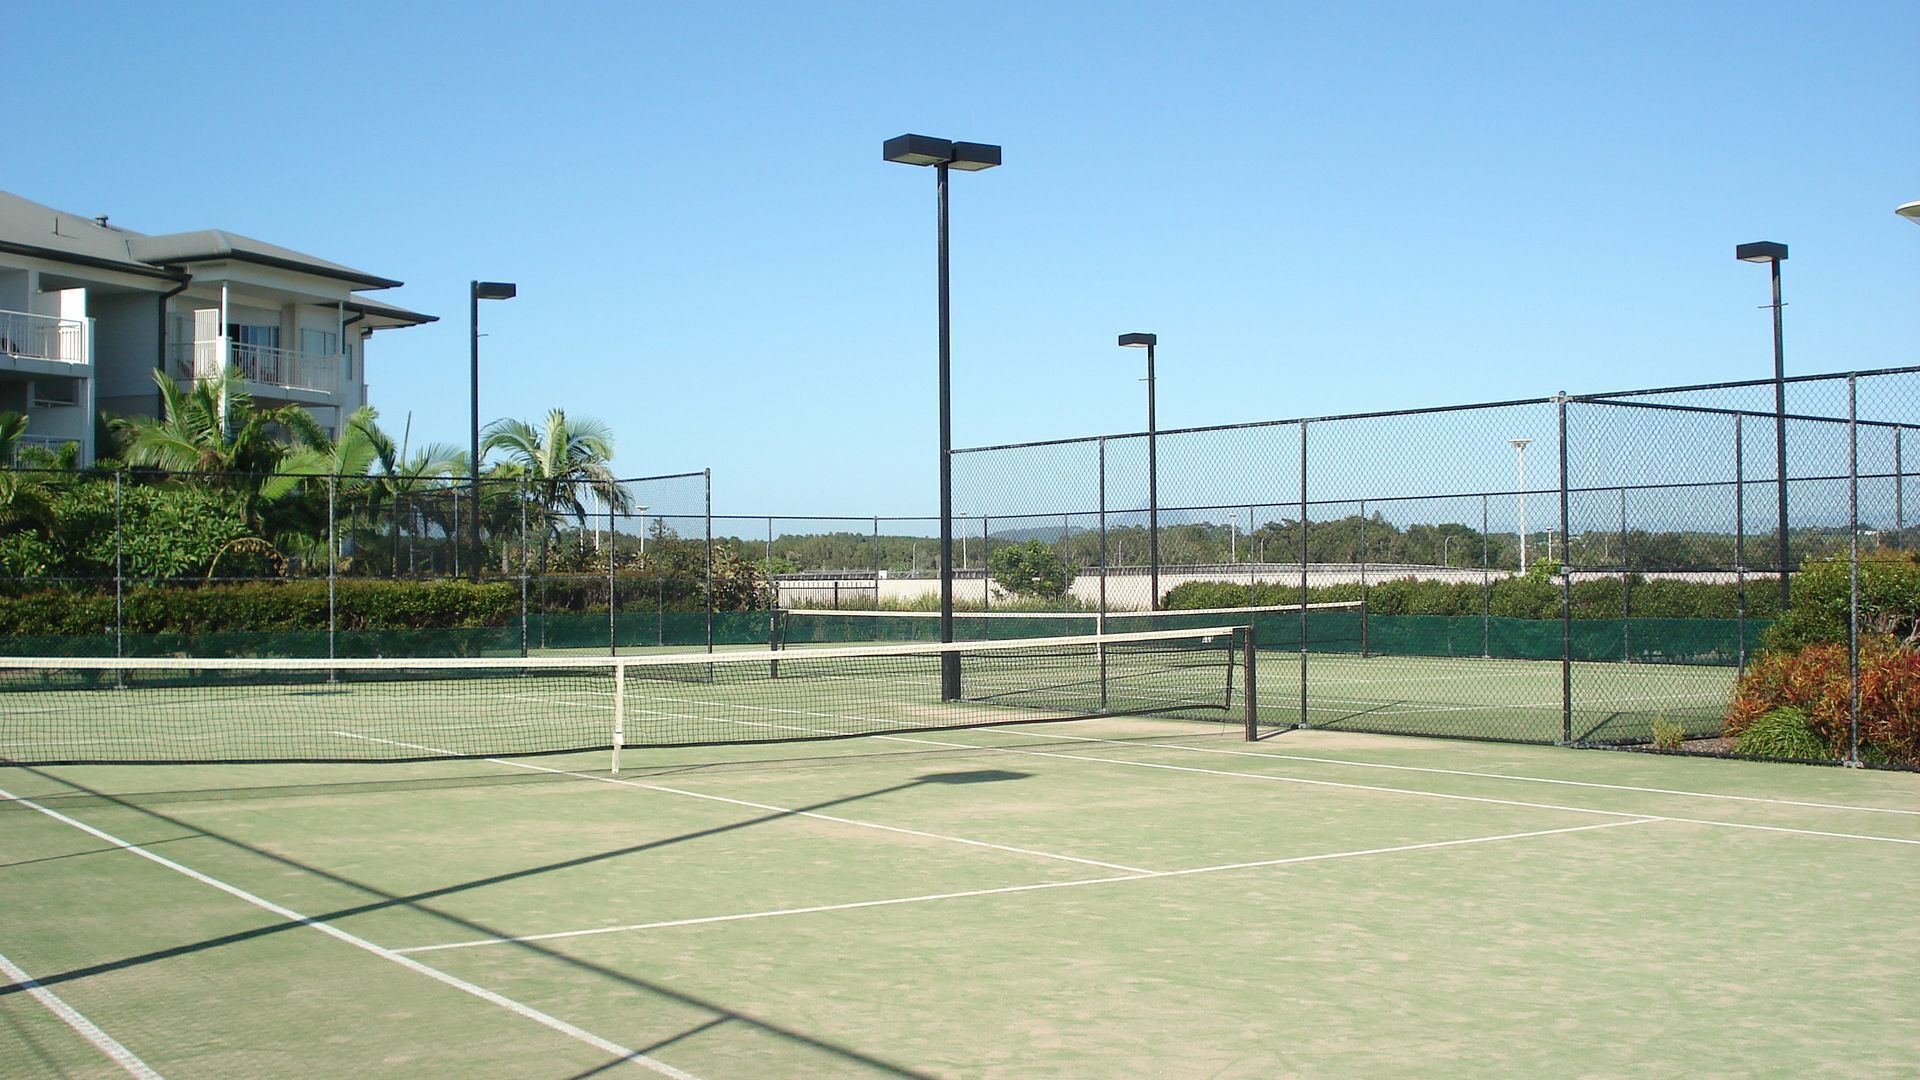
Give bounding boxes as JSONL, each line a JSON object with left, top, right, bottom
{"left": 1760, "top": 550, "right": 1920, "bottom": 656}
{"left": 1726, "top": 636, "right": 1920, "bottom": 766}
{"left": 988, "top": 540, "right": 1071, "bottom": 599}
{"left": 1650, "top": 715, "right": 1687, "bottom": 751}
{"left": 0, "top": 580, "right": 522, "bottom": 636}
{"left": 1732, "top": 707, "right": 1833, "bottom": 761}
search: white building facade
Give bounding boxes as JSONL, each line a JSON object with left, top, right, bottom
{"left": 0, "top": 191, "right": 434, "bottom": 464}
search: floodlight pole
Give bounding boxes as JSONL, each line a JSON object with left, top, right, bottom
{"left": 469, "top": 280, "right": 517, "bottom": 582}
{"left": 884, "top": 134, "right": 1001, "bottom": 701}
{"left": 1119, "top": 333, "right": 1160, "bottom": 608}
{"left": 1737, "top": 242, "right": 1790, "bottom": 613}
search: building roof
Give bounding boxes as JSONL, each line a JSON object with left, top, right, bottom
{"left": 0, "top": 189, "right": 417, "bottom": 295}
{"left": 129, "top": 229, "right": 403, "bottom": 289}
{"left": 0, "top": 191, "right": 183, "bottom": 281}
{"left": 344, "top": 294, "right": 438, "bottom": 328}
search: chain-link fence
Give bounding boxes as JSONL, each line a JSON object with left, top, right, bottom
{"left": 951, "top": 365, "right": 1920, "bottom": 770}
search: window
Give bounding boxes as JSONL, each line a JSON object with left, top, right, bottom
{"left": 342, "top": 341, "right": 355, "bottom": 381}
{"left": 229, "top": 323, "right": 279, "bottom": 349}
{"left": 299, "top": 328, "right": 339, "bottom": 357}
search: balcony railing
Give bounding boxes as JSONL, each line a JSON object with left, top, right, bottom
{"left": 168, "top": 337, "right": 338, "bottom": 394}
{"left": 0, "top": 309, "right": 88, "bottom": 367}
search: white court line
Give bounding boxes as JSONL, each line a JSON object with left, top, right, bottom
{"left": 333, "top": 733, "right": 1155, "bottom": 875}
{"left": 0, "top": 947, "right": 164, "bottom": 1079}
{"left": 636, "top": 696, "right": 1920, "bottom": 847}
{"left": 0, "top": 783, "right": 700, "bottom": 1080}
{"left": 397, "top": 819, "right": 1655, "bottom": 954}
{"left": 998, "top": 729, "right": 1920, "bottom": 818}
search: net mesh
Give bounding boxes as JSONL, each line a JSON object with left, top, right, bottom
{"left": 0, "top": 628, "right": 1246, "bottom": 764}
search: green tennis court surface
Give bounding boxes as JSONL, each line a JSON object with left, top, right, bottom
{"left": 5, "top": 712, "right": 1918, "bottom": 1077}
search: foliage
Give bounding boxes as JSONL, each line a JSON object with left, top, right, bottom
{"left": 988, "top": 540, "right": 1071, "bottom": 599}
{"left": 1649, "top": 715, "right": 1687, "bottom": 751}
{"left": 0, "top": 580, "right": 521, "bottom": 636}
{"left": 1759, "top": 550, "right": 1920, "bottom": 656}
{"left": 1162, "top": 574, "right": 1782, "bottom": 622}
{"left": 1726, "top": 636, "right": 1920, "bottom": 766}
{"left": 1730, "top": 707, "right": 1832, "bottom": 761}
{"left": 483, "top": 410, "right": 629, "bottom": 541}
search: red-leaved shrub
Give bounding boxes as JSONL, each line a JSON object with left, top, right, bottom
{"left": 1727, "top": 635, "right": 1920, "bottom": 766}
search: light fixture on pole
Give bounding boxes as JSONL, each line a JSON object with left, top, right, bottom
{"left": 635, "top": 505, "right": 650, "bottom": 557}
{"left": 1118, "top": 333, "right": 1160, "bottom": 609}
{"left": 884, "top": 133, "right": 1001, "bottom": 700}
{"left": 469, "top": 280, "right": 517, "bottom": 582}
{"left": 1898, "top": 201, "right": 1920, "bottom": 226}
{"left": 1509, "top": 439, "right": 1532, "bottom": 574}
{"left": 1735, "top": 241, "right": 1790, "bottom": 612}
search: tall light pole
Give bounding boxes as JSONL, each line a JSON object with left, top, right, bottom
{"left": 1736, "top": 241, "right": 1790, "bottom": 612}
{"left": 884, "top": 134, "right": 1001, "bottom": 700}
{"left": 635, "top": 505, "right": 650, "bottom": 557}
{"left": 469, "top": 280, "right": 517, "bottom": 581}
{"left": 1509, "top": 438, "right": 1532, "bottom": 574}
{"left": 1118, "top": 333, "right": 1160, "bottom": 608}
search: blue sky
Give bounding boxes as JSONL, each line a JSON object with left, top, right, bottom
{"left": 11, "top": 1, "right": 1917, "bottom": 516}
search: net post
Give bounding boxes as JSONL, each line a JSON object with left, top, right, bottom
{"left": 1242, "top": 623, "right": 1258, "bottom": 741}
{"left": 612, "top": 661, "right": 626, "bottom": 775}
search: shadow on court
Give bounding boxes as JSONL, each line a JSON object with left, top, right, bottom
{"left": 1, "top": 763, "right": 1033, "bottom": 1076}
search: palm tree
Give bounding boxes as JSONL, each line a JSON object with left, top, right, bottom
{"left": 482, "top": 410, "right": 631, "bottom": 542}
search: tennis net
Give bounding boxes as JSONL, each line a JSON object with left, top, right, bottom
{"left": 776, "top": 602, "right": 1361, "bottom": 648}
{"left": 0, "top": 627, "right": 1252, "bottom": 766}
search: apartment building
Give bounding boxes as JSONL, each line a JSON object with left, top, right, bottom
{"left": 0, "top": 190, "right": 434, "bottom": 464}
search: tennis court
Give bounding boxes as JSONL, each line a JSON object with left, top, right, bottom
{"left": 3, "top": 634, "right": 1917, "bottom": 1077}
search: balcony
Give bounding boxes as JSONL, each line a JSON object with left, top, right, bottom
{"left": 169, "top": 337, "right": 338, "bottom": 395}
{"left": 0, "top": 309, "right": 89, "bottom": 368}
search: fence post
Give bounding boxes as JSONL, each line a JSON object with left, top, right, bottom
{"left": 608, "top": 481, "right": 617, "bottom": 657}
{"left": 981, "top": 514, "right": 991, "bottom": 609}
{"left": 1481, "top": 493, "right": 1491, "bottom": 658}
{"left": 1558, "top": 393, "right": 1573, "bottom": 745}
{"left": 1098, "top": 438, "right": 1108, "bottom": 635}
{"left": 1847, "top": 376, "right": 1861, "bottom": 766}
{"left": 1248, "top": 505, "right": 1257, "bottom": 607}
{"left": 767, "top": 517, "right": 777, "bottom": 643}
{"left": 1735, "top": 414, "right": 1747, "bottom": 669}
{"left": 705, "top": 469, "right": 714, "bottom": 655}
{"left": 1619, "top": 487, "right": 1629, "bottom": 663}
{"left": 1896, "top": 426, "right": 1905, "bottom": 535}
{"left": 113, "top": 470, "right": 124, "bottom": 668}
{"left": 1358, "top": 499, "right": 1369, "bottom": 659}
{"left": 1298, "top": 419, "right": 1309, "bottom": 729}
{"left": 519, "top": 478, "right": 530, "bottom": 658}
{"left": 327, "top": 474, "right": 337, "bottom": 664}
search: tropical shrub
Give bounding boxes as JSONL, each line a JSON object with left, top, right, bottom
{"left": 1726, "top": 636, "right": 1920, "bottom": 766}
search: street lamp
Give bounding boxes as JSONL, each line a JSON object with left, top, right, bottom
{"left": 1898, "top": 201, "right": 1920, "bottom": 226}
{"left": 1118, "top": 333, "right": 1160, "bottom": 609}
{"left": 635, "top": 505, "right": 650, "bottom": 557}
{"left": 1736, "top": 241, "right": 1790, "bottom": 612}
{"left": 884, "top": 133, "right": 1001, "bottom": 700}
{"left": 1509, "top": 438, "right": 1532, "bottom": 574}
{"left": 469, "top": 280, "right": 517, "bottom": 581}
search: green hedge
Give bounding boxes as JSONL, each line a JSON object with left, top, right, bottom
{"left": 1164, "top": 574, "right": 1783, "bottom": 621}
{"left": 0, "top": 580, "right": 521, "bottom": 637}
